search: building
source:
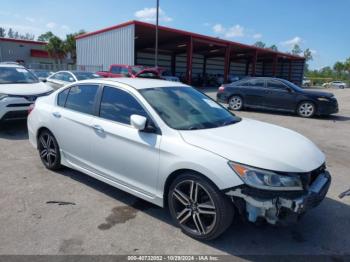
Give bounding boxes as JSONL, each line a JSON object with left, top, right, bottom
{"left": 0, "top": 37, "right": 72, "bottom": 70}
{"left": 76, "top": 20, "right": 305, "bottom": 85}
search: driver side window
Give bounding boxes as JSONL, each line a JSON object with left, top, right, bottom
{"left": 267, "top": 80, "right": 289, "bottom": 91}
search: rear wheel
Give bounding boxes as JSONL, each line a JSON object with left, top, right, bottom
{"left": 168, "top": 172, "right": 234, "bottom": 240}
{"left": 38, "top": 130, "right": 61, "bottom": 170}
{"left": 297, "top": 101, "right": 315, "bottom": 118}
{"left": 228, "top": 95, "right": 243, "bottom": 111}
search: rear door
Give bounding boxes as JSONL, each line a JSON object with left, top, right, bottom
{"left": 264, "top": 79, "right": 296, "bottom": 110}
{"left": 52, "top": 84, "right": 99, "bottom": 170}
{"left": 235, "top": 79, "right": 266, "bottom": 107}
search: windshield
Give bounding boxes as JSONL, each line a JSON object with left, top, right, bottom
{"left": 140, "top": 86, "right": 241, "bottom": 130}
{"left": 131, "top": 66, "right": 145, "bottom": 75}
{"left": 280, "top": 79, "right": 304, "bottom": 91}
{"left": 32, "top": 70, "right": 52, "bottom": 78}
{"left": 0, "top": 67, "right": 39, "bottom": 84}
{"left": 74, "top": 72, "right": 101, "bottom": 80}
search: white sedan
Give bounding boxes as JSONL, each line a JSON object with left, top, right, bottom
{"left": 0, "top": 64, "right": 53, "bottom": 122}
{"left": 27, "top": 78, "right": 331, "bottom": 240}
{"left": 323, "top": 81, "right": 347, "bottom": 89}
{"left": 46, "top": 71, "right": 101, "bottom": 90}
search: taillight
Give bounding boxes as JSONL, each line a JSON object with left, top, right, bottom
{"left": 28, "top": 103, "right": 35, "bottom": 115}
{"left": 218, "top": 85, "right": 225, "bottom": 92}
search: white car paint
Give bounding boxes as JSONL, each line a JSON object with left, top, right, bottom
{"left": 0, "top": 64, "right": 53, "bottom": 120}
{"left": 27, "top": 78, "right": 325, "bottom": 207}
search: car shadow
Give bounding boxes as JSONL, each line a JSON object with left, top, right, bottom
{"left": 0, "top": 120, "right": 28, "bottom": 140}
{"left": 54, "top": 167, "right": 350, "bottom": 256}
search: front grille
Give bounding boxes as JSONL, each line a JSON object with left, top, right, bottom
{"left": 2, "top": 110, "right": 28, "bottom": 120}
{"left": 8, "top": 91, "right": 52, "bottom": 102}
{"left": 6, "top": 103, "right": 32, "bottom": 107}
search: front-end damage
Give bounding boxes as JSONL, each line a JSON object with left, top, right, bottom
{"left": 225, "top": 171, "right": 331, "bottom": 225}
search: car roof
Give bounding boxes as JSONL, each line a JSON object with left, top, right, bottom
{"left": 0, "top": 64, "right": 25, "bottom": 68}
{"left": 77, "top": 78, "right": 189, "bottom": 90}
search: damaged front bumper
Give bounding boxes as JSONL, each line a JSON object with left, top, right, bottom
{"left": 225, "top": 171, "right": 331, "bottom": 225}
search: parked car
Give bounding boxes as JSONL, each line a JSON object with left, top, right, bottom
{"left": 302, "top": 77, "right": 312, "bottom": 87}
{"left": 322, "top": 81, "right": 347, "bottom": 89}
{"left": 156, "top": 68, "right": 180, "bottom": 82}
{"left": 0, "top": 64, "right": 53, "bottom": 122}
{"left": 96, "top": 64, "right": 160, "bottom": 79}
{"left": 217, "top": 77, "right": 338, "bottom": 118}
{"left": 29, "top": 69, "right": 54, "bottom": 82}
{"left": 46, "top": 71, "right": 101, "bottom": 89}
{"left": 28, "top": 78, "right": 331, "bottom": 240}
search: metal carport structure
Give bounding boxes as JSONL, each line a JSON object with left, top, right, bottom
{"left": 76, "top": 20, "right": 305, "bottom": 85}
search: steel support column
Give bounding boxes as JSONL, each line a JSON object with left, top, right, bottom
{"left": 288, "top": 60, "right": 292, "bottom": 81}
{"left": 251, "top": 50, "right": 258, "bottom": 76}
{"left": 186, "top": 36, "right": 193, "bottom": 84}
{"left": 171, "top": 53, "right": 176, "bottom": 76}
{"left": 272, "top": 55, "right": 278, "bottom": 77}
{"left": 224, "top": 45, "right": 231, "bottom": 83}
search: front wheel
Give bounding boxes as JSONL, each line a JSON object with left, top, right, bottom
{"left": 38, "top": 130, "right": 61, "bottom": 170}
{"left": 297, "top": 102, "right": 316, "bottom": 118}
{"left": 168, "top": 173, "right": 234, "bottom": 240}
{"left": 228, "top": 95, "right": 243, "bottom": 111}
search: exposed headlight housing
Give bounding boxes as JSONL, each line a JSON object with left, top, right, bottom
{"left": 228, "top": 161, "right": 303, "bottom": 191}
{"left": 317, "top": 97, "right": 330, "bottom": 102}
{"left": 0, "top": 93, "right": 8, "bottom": 100}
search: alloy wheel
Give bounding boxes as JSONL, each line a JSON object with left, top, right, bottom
{"left": 298, "top": 102, "right": 315, "bottom": 117}
{"left": 229, "top": 96, "right": 243, "bottom": 110}
{"left": 38, "top": 132, "right": 58, "bottom": 167}
{"left": 171, "top": 180, "right": 217, "bottom": 236}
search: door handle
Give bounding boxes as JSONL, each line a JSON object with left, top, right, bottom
{"left": 92, "top": 125, "right": 104, "bottom": 133}
{"left": 52, "top": 112, "right": 61, "bottom": 118}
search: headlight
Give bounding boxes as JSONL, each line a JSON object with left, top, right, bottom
{"left": 317, "top": 97, "right": 330, "bottom": 102}
{"left": 0, "top": 93, "right": 8, "bottom": 100}
{"left": 228, "top": 161, "right": 303, "bottom": 191}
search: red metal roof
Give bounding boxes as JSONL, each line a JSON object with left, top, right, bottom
{"left": 0, "top": 37, "right": 47, "bottom": 45}
{"left": 30, "top": 49, "right": 49, "bottom": 58}
{"left": 76, "top": 20, "right": 304, "bottom": 60}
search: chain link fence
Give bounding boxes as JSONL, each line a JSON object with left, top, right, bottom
{"left": 26, "top": 63, "right": 103, "bottom": 73}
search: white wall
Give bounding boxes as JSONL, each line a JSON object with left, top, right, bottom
{"left": 77, "top": 24, "right": 135, "bottom": 70}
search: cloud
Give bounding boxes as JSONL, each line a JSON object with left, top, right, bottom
{"left": 280, "top": 36, "right": 302, "bottom": 47}
{"left": 61, "top": 25, "right": 71, "bottom": 31}
{"left": 212, "top": 23, "right": 245, "bottom": 38}
{"left": 134, "top": 7, "right": 173, "bottom": 23}
{"left": 46, "top": 22, "right": 56, "bottom": 29}
{"left": 252, "top": 33, "right": 262, "bottom": 39}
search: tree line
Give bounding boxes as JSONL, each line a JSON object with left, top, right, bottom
{"left": 306, "top": 58, "right": 350, "bottom": 83}
{"left": 0, "top": 27, "right": 35, "bottom": 40}
{"left": 37, "top": 31, "right": 86, "bottom": 64}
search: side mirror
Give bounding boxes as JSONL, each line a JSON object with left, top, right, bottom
{"left": 69, "top": 77, "right": 75, "bottom": 82}
{"left": 130, "top": 114, "right": 147, "bottom": 131}
{"left": 39, "top": 77, "right": 47, "bottom": 82}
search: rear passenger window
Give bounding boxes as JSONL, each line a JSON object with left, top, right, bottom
{"left": 111, "top": 66, "right": 121, "bottom": 74}
{"left": 57, "top": 88, "right": 69, "bottom": 106}
{"left": 65, "top": 85, "right": 99, "bottom": 114}
{"left": 99, "top": 86, "right": 147, "bottom": 125}
{"left": 250, "top": 79, "right": 265, "bottom": 88}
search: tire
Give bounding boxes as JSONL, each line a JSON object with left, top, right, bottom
{"left": 168, "top": 172, "right": 234, "bottom": 240}
{"left": 297, "top": 101, "right": 316, "bottom": 118}
{"left": 37, "top": 130, "right": 61, "bottom": 170}
{"left": 228, "top": 95, "right": 243, "bottom": 111}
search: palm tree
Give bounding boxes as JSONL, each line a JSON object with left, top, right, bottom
{"left": 63, "top": 30, "right": 86, "bottom": 64}
{"left": 45, "top": 36, "right": 66, "bottom": 66}
{"left": 333, "top": 62, "right": 344, "bottom": 78}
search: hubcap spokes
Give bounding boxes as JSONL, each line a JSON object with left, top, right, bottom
{"left": 39, "top": 134, "right": 56, "bottom": 166}
{"left": 172, "top": 180, "right": 216, "bottom": 235}
{"left": 230, "top": 97, "right": 242, "bottom": 110}
{"left": 300, "top": 103, "right": 314, "bottom": 116}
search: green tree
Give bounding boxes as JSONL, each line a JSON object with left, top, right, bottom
{"left": 7, "top": 28, "right": 14, "bottom": 38}
{"left": 254, "top": 41, "right": 266, "bottom": 48}
{"left": 291, "top": 44, "right": 302, "bottom": 55}
{"left": 37, "top": 31, "right": 55, "bottom": 42}
{"left": 333, "top": 62, "right": 344, "bottom": 77}
{"left": 269, "top": 45, "right": 278, "bottom": 51}
{"left": 46, "top": 36, "right": 66, "bottom": 64}
{"left": 303, "top": 48, "right": 313, "bottom": 61}
{"left": 63, "top": 30, "right": 86, "bottom": 64}
{"left": 0, "top": 27, "right": 5, "bottom": 37}
{"left": 344, "top": 57, "right": 350, "bottom": 74}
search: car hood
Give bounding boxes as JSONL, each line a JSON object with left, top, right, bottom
{"left": 179, "top": 118, "right": 325, "bottom": 173}
{"left": 302, "top": 90, "right": 334, "bottom": 98}
{"left": 0, "top": 82, "right": 53, "bottom": 95}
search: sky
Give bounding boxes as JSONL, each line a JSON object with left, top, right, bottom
{"left": 0, "top": 0, "right": 349, "bottom": 69}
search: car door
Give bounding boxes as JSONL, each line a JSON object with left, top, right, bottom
{"left": 46, "top": 73, "right": 62, "bottom": 89}
{"left": 52, "top": 84, "right": 100, "bottom": 170}
{"left": 264, "top": 79, "right": 296, "bottom": 110}
{"left": 90, "top": 85, "right": 161, "bottom": 197}
{"left": 235, "top": 79, "right": 266, "bottom": 107}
